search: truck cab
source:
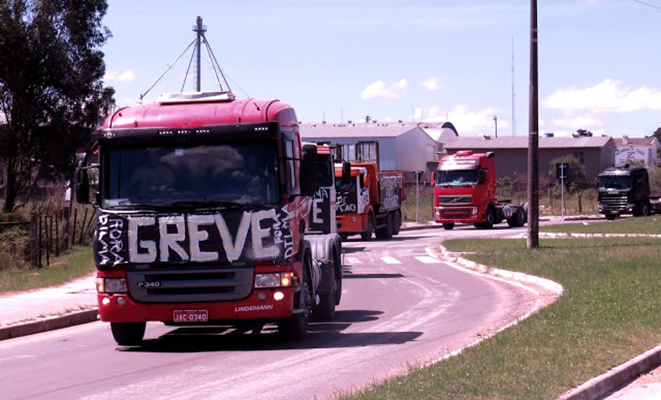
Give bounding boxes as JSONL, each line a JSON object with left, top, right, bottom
{"left": 75, "top": 92, "right": 322, "bottom": 344}
{"left": 598, "top": 165, "right": 651, "bottom": 220}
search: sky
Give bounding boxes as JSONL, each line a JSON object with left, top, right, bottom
{"left": 101, "top": 0, "right": 661, "bottom": 138}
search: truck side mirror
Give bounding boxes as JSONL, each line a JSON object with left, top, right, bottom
{"left": 300, "top": 144, "right": 318, "bottom": 196}
{"left": 362, "top": 174, "right": 370, "bottom": 189}
{"left": 430, "top": 171, "right": 436, "bottom": 187}
{"left": 341, "top": 161, "right": 351, "bottom": 185}
{"left": 479, "top": 169, "right": 486, "bottom": 184}
{"left": 74, "top": 153, "right": 89, "bottom": 204}
{"left": 75, "top": 167, "right": 89, "bottom": 204}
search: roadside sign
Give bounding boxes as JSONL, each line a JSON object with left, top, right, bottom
{"left": 556, "top": 163, "right": 568, "bottom": 180}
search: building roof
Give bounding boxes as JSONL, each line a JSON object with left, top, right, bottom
{"left": 443, "top": 135, "right": 613, "bottom": 150}
{"left": 300, "top": 122, "right": 423, "bottom": 139}
{"left": 612, "top": 137, "right": 657, "bottom": 147}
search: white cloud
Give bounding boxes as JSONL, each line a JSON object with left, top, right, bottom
{"left": 360, "top": 79, "right": 409, "bottom": 99}
{"left": 424, "top": 104, "right": 503, "bottom": 135}
{"left": 553, "top": 116, "right": 604, "bottom": 130}
{"left": 104, "top": 70, "right": 136, "bottom": 83}
{"left": 543, "top": 79, "right": 661, "bottom": 112}
{"left": 422, "top": 77, "right": 443, "bottom": 91}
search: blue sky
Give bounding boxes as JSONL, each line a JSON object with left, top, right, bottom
{"left": 102, "top": 0, "right": 661, "bottom": 138}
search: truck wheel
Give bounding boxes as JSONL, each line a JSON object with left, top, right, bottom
{"left": 361, "top": 213, "right": 374, "bottom": 241}
{"left": 443, "top": 223, "right": 454, "bottom": 230}
{"left": 110, "top": 322, "right": 146, "bottom": 346}
{"left": 393, "top": 210, "right": 402, "bottom": 234}
{"left": 641, "top": 203, "right": 651, "bottom": 217}
{"left": 311, "top": 237, "right": 340, "bottom": 321}
{"left": 483, "top": 207, "right": 495, "bottom": 229}
{"left": 278, "top": 249, "right": 312, "bottom": 341}
{"left": 507, "top": 207, "right": 526, "bottom": 228}
{"left": 376, "top": 213, "right": 394, "bottom": 239}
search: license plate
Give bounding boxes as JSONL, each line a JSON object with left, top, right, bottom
{"left": 173, "top": 310, "right": 208, "bottom": 323}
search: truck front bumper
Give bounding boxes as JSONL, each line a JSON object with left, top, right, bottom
{"left": 97, "top": 287, "right": 297, "bottom": 323}
{"left": 336, "top": 214, "right": 367, "bottom": 234}
{"left": 434, "top": 206, "right": 480, "bottom": 224}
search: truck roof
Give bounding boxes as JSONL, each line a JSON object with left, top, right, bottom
{"left": 103, "top": 92, "right": 297, "bottom": 130}
{"left": 599, "top": 165, "right": 647, "bottom": 177}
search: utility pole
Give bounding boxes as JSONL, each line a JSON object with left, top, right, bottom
{"left": 527, "top": 0, "right": 539, "bottom": 249}
{"left": 194, "top": 16, "right": 206, "bottom": 92}
{"left": 494, "top": 115, "right": 498, "bottom": 138}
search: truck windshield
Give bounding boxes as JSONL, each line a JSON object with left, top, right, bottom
{"left": 102, "top": 142, "right": 280, "bottom": 209}
{"left": 436, "top": 169, "right": 478, "bottom": 186}
{"left": 598, "top": 176, "right": 631, "bottom": 190}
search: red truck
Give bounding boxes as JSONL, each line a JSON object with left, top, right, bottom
{"left": 74, "top": 91, "right": 338, "bottom": 344}
{"left": 303, "top": 142, "right": 343, "bottom": 320}
{"left": 433, "top": 150, "right": 526, "bottom": 230}
{"left": 335, "top": 162, "right": 406, "bottom": 240}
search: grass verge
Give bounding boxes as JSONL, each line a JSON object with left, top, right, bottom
{"left": 343, "top": 218, "right": 661, "bottom": 399}
{"left": 0, "top": 246, "right": 95, "bottom": 295}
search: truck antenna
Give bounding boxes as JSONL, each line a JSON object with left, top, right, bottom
{"left": 139, "top": 16, "right": 233, "bottom": 102}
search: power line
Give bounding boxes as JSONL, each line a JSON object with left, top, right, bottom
{"left": 628, "top": 0, "right": 661, "bottom": 10}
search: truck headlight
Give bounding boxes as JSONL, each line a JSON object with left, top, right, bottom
{"left": 255, "top": 272, "right": 294, "bottom": 288}
{"left": 96, "top": 277, "right": 127, "bottom": 294}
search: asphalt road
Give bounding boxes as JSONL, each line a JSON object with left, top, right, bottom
{"left": 0, "top": 225, "right": 542, "bottom": 400}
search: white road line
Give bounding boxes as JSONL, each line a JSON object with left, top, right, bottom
{"left": 344, "top": 256, "right": 363, "bottom": 264}
{"left": 415, "top": 256, "right": 442, "bottom": 264}
{"left": 380, "top": 256, "right": 402, "bottom": 264}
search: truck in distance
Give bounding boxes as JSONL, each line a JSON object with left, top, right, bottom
{"left": 432, "top": 150, "right": 526, "bottom": 230}
{"left": 334, "top": 162, "right": 406, "bottom": 240}
{"left": 597, "top": 164, "right": 659, "bottom": 220}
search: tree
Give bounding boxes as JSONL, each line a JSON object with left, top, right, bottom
{"left": 653, "top": 127, "right": 661, "bottom": 141}
{"left": 548, "top": 155, "right": 586, "bottom": 193}
{"left": 0, "top": 0, "right": 114, "bottom": 213}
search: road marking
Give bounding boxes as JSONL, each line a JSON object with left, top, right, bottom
{"left": 380, "top": 256, "right": 402, "bottom": 264}
{"left": 344, "top": 256, "right": 363, "bottom": 264}
{"left": 415, "top": 256, "right": 442, "bottom": 264}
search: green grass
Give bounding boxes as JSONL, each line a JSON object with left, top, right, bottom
{"left": 542, "top": 215, "right": 661, "bottom": 235}
{"left": 342, "top": 222, "right": 661, "bottom": 399}
{"left": 0, "top": 246, "right": 95, "bottom": 294}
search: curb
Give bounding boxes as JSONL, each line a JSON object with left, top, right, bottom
{"left": 0, "top": 309, "right": 98, "bottom": 341}
{"left": 558, "top": 345, "right": 661, "bottom": 400}
{"left": 438, "top": 245, "right": 661, "bottom": 400}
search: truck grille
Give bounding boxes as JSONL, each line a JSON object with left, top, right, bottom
{"left": 438, "top": 195, "right": 472, "bottom": 205}
{"left": 439, "top": 207, "right": 473, "bottom": 219}
{"left": 600, "top": 195, "right": 627, "bottom": 211}
{"left": 126, "top": 266, "right": 254, "bottom": 303}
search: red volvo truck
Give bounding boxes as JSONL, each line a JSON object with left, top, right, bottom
{"left": 75, "top": 91, "right": 337, "bottom": 344}
{"left": 334, "top": 162, "right": 406, "bottom": 240}
{"left": 433, "top": 150, "right": 526, "bottom": 230}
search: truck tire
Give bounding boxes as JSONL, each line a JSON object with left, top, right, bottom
{"left": 111, "top": 322, "right": 146, "bottom": 346}
{"left": 376, "top": 213, "right": 394, "bottom": 239}
{"left": 507, "top": 207, "right": 526, "bottom": 228}
{"left": 361, "top": 213, "right": 375, "bottom": 241}
{"left": 393, "top": 210, "right": 402, "bottom": 234}
{"left": 279, "top": 243, "right": 312, "bottom": 341}
{"left": 641, "top": 203, "right": 651, "bottom": 217}
{"left": 443, "top": 223, "right": 454, "bottom": 230}
{"left": 483, "top": 207, "right": 495, "bottom": 229}
{"left": 309, "top": 235, "right": 341, "bottom": 321}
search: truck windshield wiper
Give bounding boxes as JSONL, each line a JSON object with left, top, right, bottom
{"left": 106, "top": 203, "right": 166, "bottom": 212}
{"left": 157, "top": 200, "right": 242, "bottom": 210}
